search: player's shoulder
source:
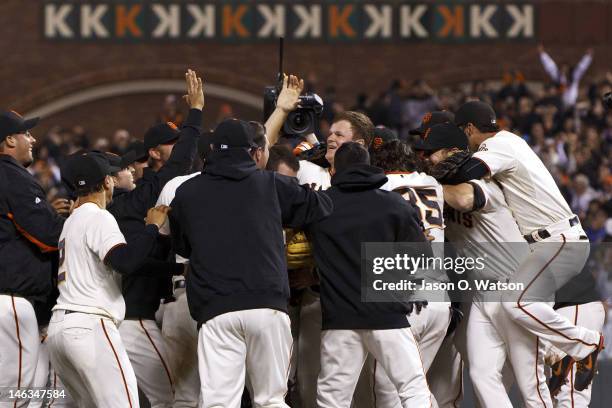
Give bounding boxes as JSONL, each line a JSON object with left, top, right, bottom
{"left": 297, "top": 160, "right": 330, "bottom": 188}
{"left": 174, "top": 171, "right": 204, "bottom": 199}
{"left": 478, "top": 130, "right": 522, "bottom": 151}
{"left": 297, "top": 160, "right": 325, "bottom": 176}
{"left": 162, "top": 172, "right": 201, "bottom": 198}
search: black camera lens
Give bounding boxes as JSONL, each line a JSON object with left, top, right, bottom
{"left": 285, "top": 111, "right": 313, "bottom": 135}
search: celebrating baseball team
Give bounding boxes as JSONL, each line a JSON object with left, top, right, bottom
{"left": 0, "top": 67, "right": 607, "bottom": 408}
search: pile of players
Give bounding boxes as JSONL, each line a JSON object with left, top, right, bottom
{"left": 0, "top": 69, "right": 606, "bottom": 408}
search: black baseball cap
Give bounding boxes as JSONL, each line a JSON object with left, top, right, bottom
{"left": 67, "top": 152, "right": 120, "bottom": 191}
{"left": 454, "top": 101, "right": 499, "bottom": 132}
{"left": 371, "top": 126, "right": 398, "bottom": 150}
{"left": 212, "top": 119, "right": 257, "bottom": 150}
{"left": 123, "top": 141, "right": 148, "bottom": 164}
{"left": 416, "top": 123, "right": 468, "bottom": 152}
{"left": 103, "top": 152, "right": 134, "bottom": 172}
{"left": 410, "top": 111, "right": 455, "bottom": 136}
{"left": 144, "top": 122, "right": 180, "bottom": 150}
{"left": 0, "top": 110, "right": 39, "bottom": 143}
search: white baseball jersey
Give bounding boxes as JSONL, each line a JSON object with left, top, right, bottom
{"left": 297, "top": 160, "right": 331, "bottom": 191}
{"left": 444, "top": 179, "right": 528, "bottom": 282}
{"left": 473, "top": 130, "right": 574, "bottom": 234}
{"left": 53, "top": 203, "right": 127, "bottom": 322}
{"left": 157, "top": 172, "right": 201, "bottom": 236}
{"left": 381, "top": 172, "right": 445, "bottom": 242}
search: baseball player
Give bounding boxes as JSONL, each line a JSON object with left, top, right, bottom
{"left": 155, "top": 133, "right": 214, "bottom": 408}
{"left": 545, "top": 267, "right": 606, "bottom": 406}
{"left": 168, "top": 118, "right": 332, "bottom": 407}
{"left": 293, "top": 111, "right": 376, "bottom": 408}
{"left": 112, "top": 70, "right": 203, "bottom": 408}
{"left": 427, "top": 123, "right": 554, "bottom": 407}
{"left": 371, "top": 138, "right": 451, "bottom": 408}
{"left": 445, "top": 100, "right": 604, "bottom": 392}
{"left": 304, "top": 142, "right": 431, "bottom": 408}
{"left": 0, "top": 111, "right": 67, "bottom": 408}
{"left": 46, "top": 152, "right": 169, "bottom": 408}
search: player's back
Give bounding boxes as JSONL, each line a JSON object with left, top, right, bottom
{"left": 474, "top": 130, "right": 574, "bottom": 234}
{"left": 381, "top": 172, "right": 445, "bottom": 242}
{"left": 55, "top": 203, "right": 126, "bottom": 322}
{"left": 297, "top": 160, "right": 331, "bottom": 191}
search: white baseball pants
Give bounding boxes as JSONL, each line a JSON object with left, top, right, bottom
{"left": 162, "top": 290, "right": 200, "bottom": 407}
{"left": 0, "top": 295, "right": 39, "bottom": 408}
{"left": 317, "top": 328, "right": 431, "bottom": 408}
{"left": 119, "top": 319, "right": 175, "bottom": 408}
{"left": 545, "top": 301, "right": 606, "bottom": 408}
{"left": 373, "top": 301, "right": 450, "bottom": 408}
{"left": 502, "top": 229, "right": 600, "bottom": 360}
{"left": 197, "top": 308, "right": 292, "bottom": 408}
{"left": 47, "top": 310, "right": 139, "bottom": 408}
{"left": 467, "top": 300, "right": 552, "bottom": 408}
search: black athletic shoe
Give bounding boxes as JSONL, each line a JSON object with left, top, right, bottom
{"left": 548, "top": 355, "right": 574, "bottom": 396}
{"left": 574, "top": 335, "right": 605, "bottom": 392}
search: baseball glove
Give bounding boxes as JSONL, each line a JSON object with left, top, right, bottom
{"left": 429, "top": 149, "right": 472, "bottom": 183}
{"left": 286, "top": 230, "right": 314, "bottom": 270}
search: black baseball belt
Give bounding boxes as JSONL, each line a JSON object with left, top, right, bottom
{"left": 523, "top": 216, "right": 586, "bottom": 243}
{"left": 173, "top": 279, "right": 186, "bottom": 291}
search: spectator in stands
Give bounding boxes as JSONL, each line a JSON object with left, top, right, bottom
{"left": 538, "top": 44, "right": 593, "bottom": 109}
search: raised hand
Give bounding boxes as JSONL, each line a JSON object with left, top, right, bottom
{"left": 276, "top": 74, "right": 305, "bottom": 113}
{"left": 183, "top": 69, "right": 205, "bottom": 110}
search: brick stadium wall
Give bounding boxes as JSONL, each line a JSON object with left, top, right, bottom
{"left": 2, "top": 0, "right": 612, "bottom": 137}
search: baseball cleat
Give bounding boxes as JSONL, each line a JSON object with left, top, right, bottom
{"left": 548, "top": 355, "right": 574, "bottom": 396}
{"left": 574, "top": 335, "right": 605, "bottom": 392}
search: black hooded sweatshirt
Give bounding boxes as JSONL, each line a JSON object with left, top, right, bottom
{"left": 305, "top": 164, "right": 427, "bottom": 330}
{"left": 169, "top": 148, "right": 333, "bottom": 325}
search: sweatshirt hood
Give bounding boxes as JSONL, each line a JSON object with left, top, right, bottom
{"left": 331, "top": 164, "right": 388, "bottom": 191}
{"left": 205, "top": 148, "right": 258, "bottom": 180}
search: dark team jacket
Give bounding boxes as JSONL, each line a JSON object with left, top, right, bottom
{"left": 305, "top": 164, "right": 427, "bottom": 330}
{"left": 554, "top": 255, "right": 602, "bottom": 310}
{"left": 0, "top": 155, "right": 65, "bottom": 305}
{"left": 169, "top": 148, "right": 333, "bottom": 326}
{"left": 108, "top": 108, "right": 201, "bottom": 320}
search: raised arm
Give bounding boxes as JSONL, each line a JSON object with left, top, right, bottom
{"left": 538, "top": 45, "right": 560, "bottom": 82}
{"left": 264, "top": 74, "right": 304, "bottom": 146}
{"left": 572, "top": 49, "right": 593, "bottom": 83}
{"left": 275, "top": 173, "right": 333, "bottom": 229}
{"left": 157, "top": 69, "right": 204, "bottom": 188}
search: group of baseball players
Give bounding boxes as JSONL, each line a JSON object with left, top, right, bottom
{"left": 0, "top": 68, "right": 606, "bottom": 408}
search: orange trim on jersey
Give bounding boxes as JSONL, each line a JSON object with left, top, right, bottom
{"left": 471, "top": 156, "right": 491, "bottom": 176}
{"left": 103, "top": 243, "right": 127, "bottom": 265}
{"left": 48, "top": 372, "right": 58, "bottom": 407}
{"left": 139, "top": 319, "right": 175, "bottom": 393}
{"left": 569, "top": 305, "right": 579, "bottom": 408}
{"left": 452, "top": 357, "right": 463, "bottom": 408}
{"left": 6, "top": 213, "right": 58, "bottom": 253}
{"left": 101, "top": 319, "right": 133, "bottom": 408}
{"left": 372, "top": 360, "right": 377, "bottom": 407}
{"left": 283, "top": 341, "right": 294, "bottom": 399}
{"left": 535, "top": 337, "right": 548, "bottom": 408}
{"left": 11, "top": 296, "right": 23, "bottom": 408}
{"left": 516, "top": 235, "right": 599, "bottom": 349}
{"left": 413, "top": 333, "right": 433, "bottom": 408}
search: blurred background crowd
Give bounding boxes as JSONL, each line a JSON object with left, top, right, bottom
{"left": 30, "top": 50, "right": 612, "bottom": 247}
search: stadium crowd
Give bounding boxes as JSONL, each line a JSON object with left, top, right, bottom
{"left": 31, "top": 66, "right": 612, "bottom": 246}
